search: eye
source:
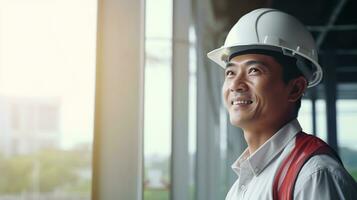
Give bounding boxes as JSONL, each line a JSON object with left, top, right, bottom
{"left": 225, "top": 70, "right": 234, "bottom": 77}
{"left": 248, "top": 67, "right": 260, "bottom": 74}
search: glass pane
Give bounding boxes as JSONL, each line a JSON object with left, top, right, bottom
{"left": 298, "top": 99, "right": 313, "bottom": 134}
{"left": 144, "top": 0, "right": 172, "bottom": 199}
{"left": 188, "top": 26, "right": 197, "bottom": 200}
{"left": 316, "top": 100, "right": 327, "bottom": 142}
{"left": 0, "top": 0, "right": 97, "bottom": 199}
{"left": 337, "top": 100, "right": 357, "bottom": 181}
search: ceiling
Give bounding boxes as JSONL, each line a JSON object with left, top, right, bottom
{"left": 209, "top": 0, "right": 357, "bottom": 99}
{"left": 273, "top": 0, "right": 357, "bottom": 83}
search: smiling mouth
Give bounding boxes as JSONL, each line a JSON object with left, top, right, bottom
{"left": 231, "top": 100, "right": 253, "bottom": 105}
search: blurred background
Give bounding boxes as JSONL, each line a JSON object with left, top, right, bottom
{"left": 0, "top": 0, "right": 356, "bottom": 199}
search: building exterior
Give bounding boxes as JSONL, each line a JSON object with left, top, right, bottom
{"left": 0, "top": 96, "right": 61, "bottom": 156}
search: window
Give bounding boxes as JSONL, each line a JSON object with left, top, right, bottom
{"left": 316, "top": 99, "right": 327, "bottom": 142}
{"left": 298, "top": 99, "right": 313, "bottom": 133}
{"left": 337, "top": 99, "right": 357, "bottom": 180}
{"left": 0, "top": 0, "right": 97, "bottom": 199}
{"left": 188, "top": 25, "right": 197, "bottom": 200}
{"left": 144, "top": 0, "right": 172, "bottom": 199}
{"left": 36, "top": 104, "right": 60, "bottom": 132}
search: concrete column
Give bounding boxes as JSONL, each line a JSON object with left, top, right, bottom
{"left": 194, "top": 2, "right": 226, "bottom": 200}
{"left": 171, "top": 0, "right": 191, "bottom": 199}
{"left": 92, "top": 0, "right": 144, "bottom": 199}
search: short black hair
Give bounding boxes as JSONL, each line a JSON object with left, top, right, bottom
{"left": 271, "top": 52, "right": 303, "bottom": 118}
{"left": 229, "top": 49, "right": 305, "bottom": 117}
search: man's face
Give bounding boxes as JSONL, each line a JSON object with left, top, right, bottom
{"left": 222, "top": 53, "right": 291, "bottom": 129}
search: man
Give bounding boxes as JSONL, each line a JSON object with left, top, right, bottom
{"left": 207, "top": 8, "right": 357, "bottom": 199}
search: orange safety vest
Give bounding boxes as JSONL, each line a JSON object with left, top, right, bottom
{"left": 272, "top": 132, "right": 342, "bottom": 200}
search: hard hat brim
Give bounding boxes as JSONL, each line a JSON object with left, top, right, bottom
{"left": 207, "top": 44, "right": 323, "bottom": 88}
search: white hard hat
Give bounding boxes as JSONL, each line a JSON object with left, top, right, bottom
{"left": 207, "top": 8, "right": 323, "bottom": 87}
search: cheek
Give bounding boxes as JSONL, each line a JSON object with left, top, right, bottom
{"left": 254, "top": 80, "right": 285, "bottom": 106}
{"left": 262, "top": 84, "right": 288, "bottom": 107}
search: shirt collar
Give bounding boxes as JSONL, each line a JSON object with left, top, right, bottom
{"left": 231, "top": 119, "right": 302, "bottom": 177}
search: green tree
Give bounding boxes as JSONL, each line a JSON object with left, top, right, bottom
{"left": 0, "top": 147, "right": 92, "bottom": 194}
{"left": 0, "top": 155, "right": 32, "bottom": 193}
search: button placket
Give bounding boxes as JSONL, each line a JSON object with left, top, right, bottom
{"left": 240, "top": 184, "right": 247, "bottom": 199}
{"left": 240, "top": 184, "right": 246, "bottom": 191}
{"left": 238, "top": 162, "right": 254, "bottom": 199}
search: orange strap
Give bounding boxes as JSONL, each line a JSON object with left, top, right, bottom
{"left": 272, "top": 132, "right": 341, "bottom": 200}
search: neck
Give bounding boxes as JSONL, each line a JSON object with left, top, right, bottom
{"left": 243, "top": 127, "right": 275, "bottom": 154}
{"left": 243, "top": 117, "right": 295, "bottom": 155}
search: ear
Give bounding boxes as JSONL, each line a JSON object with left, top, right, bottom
{"left": 288, "top": 76, "right": 307, "bottom": 102}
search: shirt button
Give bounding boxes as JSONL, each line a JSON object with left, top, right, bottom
{"left": 240, "top": 185, "right": 246, "bottom": 191}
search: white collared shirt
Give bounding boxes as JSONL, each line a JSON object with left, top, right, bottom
{"left": 225, "top": 119, "right": 357, "bottom": 200}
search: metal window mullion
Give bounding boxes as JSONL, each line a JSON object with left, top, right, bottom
{"left": 323, "top": 55, "right": 338, "bottom": 152}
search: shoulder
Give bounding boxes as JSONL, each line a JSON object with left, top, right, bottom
{"left": 294, "top": 154, "right": 357, "bottom": 199}
{"left": 298, "top": 154, "right": 343, "bottom": 178}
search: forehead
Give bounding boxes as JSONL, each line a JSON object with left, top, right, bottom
{"left": 226, "top": 53, "right": 282, "bottom": 70}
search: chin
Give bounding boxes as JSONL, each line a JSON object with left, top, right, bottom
{"left": 229, "top": 117, "right": 245, "bottom": 128}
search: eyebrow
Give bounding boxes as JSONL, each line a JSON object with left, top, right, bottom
{"left": 225, "top": 60, "right": 267, "bottom": 69}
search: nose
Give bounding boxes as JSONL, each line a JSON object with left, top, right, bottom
{"left": 229, "top": 73, "right": 248, "bottom": 93}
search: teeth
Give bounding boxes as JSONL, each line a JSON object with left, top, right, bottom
{"left": 232, "top": 100, "right": 252, "bottom": 105}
